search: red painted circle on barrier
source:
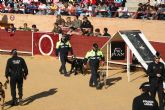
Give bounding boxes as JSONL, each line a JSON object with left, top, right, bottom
{"left": 40, "top": 37, "right": 52, "bottom": 54}
{"left": 10, "top": 15, "right": 15, "bottom": 21}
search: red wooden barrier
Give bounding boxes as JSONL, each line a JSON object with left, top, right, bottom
{"left": 0, "top": 29, "right": 32, "bottom": 53}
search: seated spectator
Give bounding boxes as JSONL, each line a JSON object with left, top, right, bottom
{"left": 68, "top": 2, "right": 76, "bottom": 15}
{"left": 80, "top": 16, "right": 92, "bottom": 29}
{"left": 19, "top": 23, "right": 31, "bottom": 31}
{"left": 61, "top": 21, "right": 66, "bottom": 27}
{"left": 72, "top": 15, "right": 82, "bottom": 28}
{"left": 55, "top": 14, "right": 65, "bottom": 25}
{"left": 18, "top": 1, "right": 25, "bottom": 14}
{"left": 157, "top": 4, "right": 165, "bottom": 20}
{"left": 67, "top": 27, "right": 82, "bottom": 35}
{"left": 65, "top": 17, "right": 72, "bottom": 27}
{"left": 94, "top": 28, "right": 102, "bottom": 37}
{"left": 82, "top": 26, "right": 94, "bottom": 36}
{"left": 5, "top": 24, "right": 16, "bottom": 32}
{"left": 38, "top": 2, "right": 47, "bottom": 15}
{"left": 75, "top": 3, "right": 83, "bottom": 16}
{"left": 117, "top": 6, "right": 130, "bottom": 18}
{"left": 26, "top": 2, "right": 38, "bottom": 14}
{"left": 52, "top": 23, "right": 62, "bottom": 33}
{"left": 103, "top": 28, "right": 111, "bottom": 37}
{"left": 31, "top": 24, "right": 39, "bottom": 32}
{"left": 109, "top": 3, "right": 119, "bottom": 18}
{"left": 50, "top": 3, "right": 58, "bottom": 15}
{"left": 96, "top": 3, "right": 109, "bottom": 17}
{"left": 133, "top": 3, "right": 144, "bottom": 19}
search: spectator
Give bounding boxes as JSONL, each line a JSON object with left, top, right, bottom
{"left": 157, "top": 4, "right": 165, "bottom": 20}
{"left": 26, "top": 2, "right": 37, "bottom": 14}
{"left": 65, "top": 17, "right": 72, "bottom": 27}
{"left": 103, "top": 28, "right": 111, "bottom": 37}
{"left": 94, "top": 28, "right": 102, "bottom": 37}
{"left": 117, "top": 6, "right": 130, "bottom": 18}
{"left": 72, "top": 15, "right": 82, "bottom": 28}
{"left": 55, "top": 14, "right": 65, "bottom": 25}
{"left": 81, "top": 25, "right": 93, "bottom": 36}
{"left": 38, "top": 2, "right": 47, "bottom": 15}
{"left": 31, "top": 24, "right": 39, "bottom": 32}
{"left": 80, "top": 16, "right": 92, "bottom": 29}
{"left": 5, "top": 24, "right": 16, "bottom": 32}
{"left": 52, "top": 23, "right": 62, "bottom": 33}
{"left": 109, "top": 3, "right": 118, "bottom": 17}
{"left": 50, "top": 3, "right": 58, "bottom": 15}
{"left": 19, "top": 23, "right": 31, "bottom": 31}
{"left": 67, "top": 27, "right": 81, "bottom": 35}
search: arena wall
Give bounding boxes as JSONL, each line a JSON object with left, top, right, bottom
{"left": 0, "top": 13, "right": 165, "bottom": 43}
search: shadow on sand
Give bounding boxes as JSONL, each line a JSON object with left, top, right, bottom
{"left": 105, "top": 77, "right": 122, "bottom": 88}
{"left": 4, "top": 88, "right": 57, "bottom": 109}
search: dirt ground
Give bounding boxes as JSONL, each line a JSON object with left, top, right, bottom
{"left": 0, "top": 55, "right": 148, "bottom": 110}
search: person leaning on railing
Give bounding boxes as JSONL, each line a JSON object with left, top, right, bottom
{"left": 52, "top": 22, "right": 62, "bottom": 34}
{"left": 18, "top": 23, "right": 31, "bottom": 31}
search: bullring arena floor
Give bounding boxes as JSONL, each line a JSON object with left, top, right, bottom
{"left": 0, "top": 55, "right": 148, "bottom": 110}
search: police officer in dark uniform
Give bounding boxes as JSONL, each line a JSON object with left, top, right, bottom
{"left": 132, "top": 82, "right": 159, "bottom": 110}
{"left": 5, "top": 49, "right": 28, "bottom": 106}
{"left": 56, "top": 34, "right": 73, "bottom": 77}
{"left": 147, "top": 52, "right": 165, "bottom": 110}
{"left": 84, "top": 43, "right": 105, "bottom": 89}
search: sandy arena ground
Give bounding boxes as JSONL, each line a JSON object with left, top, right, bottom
{"left": 0, "top": 55, "right": 149, "bottom": 110}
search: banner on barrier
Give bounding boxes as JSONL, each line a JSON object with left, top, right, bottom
{"left": 111, "top": 42, "right": 125, "bottom": 60}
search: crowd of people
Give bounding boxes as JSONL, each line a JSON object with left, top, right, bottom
{"left": 0, "top": 0, "right": 164, "bottom": 20}
{"left": 52, "top": 15, "right": 111, "bottom": 37}
{"left": 2, "top": 15, "right": 111, "bottom": 37}
{"left": 4, "top": 22, "right": 39, "bottom": 32}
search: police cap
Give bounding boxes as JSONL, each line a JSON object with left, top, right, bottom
{"left": 139, "top": 82, "right": 150, "bottom": 91}
{"left": 11, "top": 49, "right": 17, "bottom": 54}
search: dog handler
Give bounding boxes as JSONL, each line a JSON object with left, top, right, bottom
{"left": 56, "top": 34, "right": 73, "bottom": 77}
{"left": 5, "top": 49, "right": 28, "bottom": 106}
{"left": 84, "top": 43, "right": 105, "bottom": 89}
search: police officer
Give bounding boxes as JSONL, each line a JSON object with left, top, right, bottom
{"left": 5, "top": 49, "right": 28, "bottom": 106}
{"left": 84, "top": 43, "right": 105, "bottom": 89}
{"left": 132, "top": 82, "right": 159, "bottom": 110}
{"left": 147, "top": 52, "right": 165, "bottom": 110}
{"left": 56, "top": 34, "right": 73, "bottom": 77}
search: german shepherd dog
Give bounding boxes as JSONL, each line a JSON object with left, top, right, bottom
{"left": 70, "top": 56, "right": 84, "bottom": 75}
{"left": 97, "top": 70, "right": 107, "bottom": 89}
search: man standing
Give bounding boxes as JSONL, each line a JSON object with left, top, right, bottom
{"left": 132, "top": 82, "right": 159, "bottom": 110}
{"left": 147, "top": 52, "right": 165, "bottom": 110}
{"left": 56, "top": 34, "right": 73, "bottom": 77}
{"left": 5, "top": 49, "right": 28, "bottom": 106}
{"left": 84, "top": 43, "right": 104, "bottom": 89}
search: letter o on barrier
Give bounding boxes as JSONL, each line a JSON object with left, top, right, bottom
{"left": 39, "top": 34, "right": 54, "bottom": 56}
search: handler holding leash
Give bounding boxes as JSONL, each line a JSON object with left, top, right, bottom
{"left": 5, "top": 49, "right": 28, "bottom": 106}
{"left": 84, "top": 43, "right": 105, "bottom": 90}
{"left": 56, "top": 34, "right": 73, "bottom": 77}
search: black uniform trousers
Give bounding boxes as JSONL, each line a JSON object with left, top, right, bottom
{"left": 59, "top": 55, "right": 71, "bottom": 75}
{"left": 10, "top": 76, "right": 23, "bottom": 101}
{"left": 150, "top": 79, "right": 164, "bottom": 110}
{"left": 89, "top": 59, "right": 99, "bottom": 86}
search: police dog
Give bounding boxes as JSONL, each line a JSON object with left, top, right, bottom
{"left": 97, "top": 70, "right": 107, "bottom": 89}
{"left": 70, "top": 56, "right": 84, "bottom": 75}
{"left": 0, "top": 81, "right": 8, "bottom": 110}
